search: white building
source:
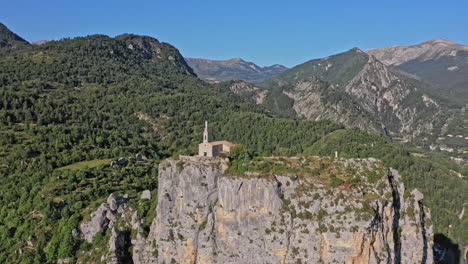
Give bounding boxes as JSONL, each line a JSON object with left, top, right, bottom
{"left": 198, "top": 121, "right": 235, "bottom": 157}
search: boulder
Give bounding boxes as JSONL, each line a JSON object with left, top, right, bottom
{"left": 116, "top": 158, "right": 127, "bottom": 166}
{"left": 107, "top": 193, "right": 126, "bottom": 211}
{"left": 80, "top": 193, "right": 128, "bottom": 243}
{"left": 136, "top": 153, "right": 148, "bottom": 161}
{"left": 140, "top": 190, "right": 151, "bottom": 200}
{"left": 71, "top": 229, "right": 79, "bottom": 239}
{"left": 80, "top": 204, "right": 110, "bottom": 243}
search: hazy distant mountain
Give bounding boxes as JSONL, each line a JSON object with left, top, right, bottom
{"left": 185, "top": 57, "right": 288, "bottom": 83}
{"left": 0, "top": 23, "right": 29, "bottom": 49}
{"left": 247, "top": 48, "right": 445, "bottom": 140}
{"left": 367, "top": 39, "right": 468, "bottom": 105}
{"left": 31, "top": 40, "right": 49, "bottom": 45}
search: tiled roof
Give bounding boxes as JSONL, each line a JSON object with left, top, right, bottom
{"left": 208, "top": 140, "right": 236, "bottom": 147}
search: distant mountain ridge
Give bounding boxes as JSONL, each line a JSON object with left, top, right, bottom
{"left": 367, "top": 39, "right": 468, "bottom": 105}
{"left": 185, "top": 57, "right": 288, "bottom": 83}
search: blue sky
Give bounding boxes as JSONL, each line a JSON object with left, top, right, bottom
{"left": 2, "top": 0, "right": 468, "bottom": 67}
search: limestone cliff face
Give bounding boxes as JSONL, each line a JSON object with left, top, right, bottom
{"left": 137, "top": 156, "right": 433, "bottom": 264}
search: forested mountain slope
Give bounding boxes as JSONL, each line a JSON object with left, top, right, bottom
{"left": 256, "top": 48, "right": 445, "bottom": 141}
{"left": 0, "top": 30, "right": 342, "bottom": 263}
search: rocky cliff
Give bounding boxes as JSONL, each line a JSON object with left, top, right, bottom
{"left": 228, "top": 81, "right": 268, "bottom": 104}
{"left": 116, "top": 34, "right": 195, "bottom": 76}
{"left": 77, "top": 157, "right": 433, "bottom": 264}
{"left": 81, "top": 155, "right": 434, "bottom": 263}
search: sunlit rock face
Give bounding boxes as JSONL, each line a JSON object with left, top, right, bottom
{"left": 139, "top": 156, "right": 433, "bottom": 264}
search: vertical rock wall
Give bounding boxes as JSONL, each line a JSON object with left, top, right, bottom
{"left": 138, "top": 156, "right": 434, "bottom": 264}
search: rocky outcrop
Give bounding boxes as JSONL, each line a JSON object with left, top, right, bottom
{"left": 141, "top": 190, "right": 152, "bottom": 200}
{"left": 116, "top": 34, "right": 195, "bottom": 76}
{"left": 138, "top": 156, "right": 434, "bottom": 263}
{"left": 282, "top": 78, "right": 377, "bottom": 133}
{"left": 79, "top": 193, "right": 150, "bottom": 264}
{"left": 229, "top": 81, "right": 268, "bottom": 104}
{"left": 80, "top": 193, "right": 128, "bottom": 243}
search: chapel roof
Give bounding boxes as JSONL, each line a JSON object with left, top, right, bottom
{"left": 208, "top": 140, "right": 236, "bottom": 147}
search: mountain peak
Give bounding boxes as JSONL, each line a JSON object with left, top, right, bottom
{"left": 350, "top": 47, "right": 365, "bottom": 53}
{"left": 268, "top": 64, "right": 288, "bottom": 69}
{"left": 424, "top": 38, "right": 458, "bottom": 45}
{"left": 116, "top": 34, "right": 195, "bottom": 75}
{"left": 264, "top": 48, "right": 370, "bottom": 89}
{"left": 229, "top": 58, "right": 244, "bottom": 62}
{"left": 0, "top": 22, "right": 29, "bottom": 49}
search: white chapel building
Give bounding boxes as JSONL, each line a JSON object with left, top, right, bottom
{"left": 198, "top": 121, "right": 235, "bottom": 157}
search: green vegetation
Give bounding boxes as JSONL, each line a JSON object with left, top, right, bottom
{"left": 55, "top": 159, "right": 114, "bottom": 171}
{"left": 330, "top": 175, "right": 344, "bottom": 187}
{"left": 261, "top": 48, "right": 369, "bottom": 88}
{"left": 0, "top": 33, "right": 342, "bottom": 263}
{"left": 307, "top": 129, "right": 468, "bottom": 249}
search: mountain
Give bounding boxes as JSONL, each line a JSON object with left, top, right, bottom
{"left": 367, "top": 39, "right": 468, "bottom": 105}
{"left": 185, "top": 57, "right": 288, "bottom": 83}
{"left": 0, "top": 24, "right": 465, "bottom": 263}
{"left": 0, "top": 29, "right": 346, "bottom": 263}
{"left": 31, "top": 40, "right": 49, "bottom": 45}
{"left": 0, "top": 23, "right": 29, "bottom": 49}
{"left": 254, "top": 48, "right": 445, "bottom": 141}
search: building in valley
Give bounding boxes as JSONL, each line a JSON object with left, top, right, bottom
{"left": 198, "top": 121, "right": 235, "bottom": 157}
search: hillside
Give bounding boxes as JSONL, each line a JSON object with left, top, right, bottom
{"left": 0, "top": 29, "right": 344, "bottom": 263}
{"left": 185, "top": 57, "right": 288, "bottom": 83}
{"left": 257, "top": 48, "right": 445, "bottom": 141}
{"left": 0, "top": 23, "right": 29, "bottom": 49}
{"left": 367, "top": 39, "right": 468, "bottom": 105}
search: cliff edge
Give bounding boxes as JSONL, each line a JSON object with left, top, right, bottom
{"left": 135, "top": 155, "right": 433, "bottom": 264}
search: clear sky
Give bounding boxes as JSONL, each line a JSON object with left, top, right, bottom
{"left": 2, "top": 0, "right": 468, "bottom": 67}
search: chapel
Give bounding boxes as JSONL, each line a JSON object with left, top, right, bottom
{"left": 198, "top": 121, "right": 235, "bottom": 157}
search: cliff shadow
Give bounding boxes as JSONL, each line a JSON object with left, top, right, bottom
{"left": 433, "top": 233, "right": 461, "bottom": 264}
